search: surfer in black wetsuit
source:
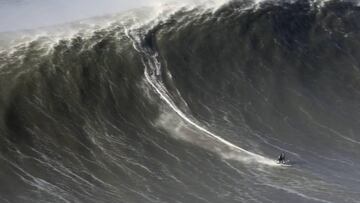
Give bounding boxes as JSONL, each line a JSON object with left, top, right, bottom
{"left": 278, "top": 152, "right": 285, "bottom": 164}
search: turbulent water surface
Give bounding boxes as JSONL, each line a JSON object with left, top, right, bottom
{"left": 0, "top": 0, "right": 360, "bottom": 202}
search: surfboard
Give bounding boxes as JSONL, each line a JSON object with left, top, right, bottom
{"left": 279, "top": 163, "right": 292, "bottom": 167}
{"left": 276, "top": 160, "right": 292, "bottom": 167}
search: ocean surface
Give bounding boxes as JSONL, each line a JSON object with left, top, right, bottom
{"left": 0, "top": 0, "right": 360, "bottom": 202}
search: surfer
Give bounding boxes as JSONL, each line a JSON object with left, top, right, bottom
{"left": 278, "top": 152, "right": 285, "bottom": 164}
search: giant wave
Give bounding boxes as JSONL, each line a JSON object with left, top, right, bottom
{"left": 0, "top": 0, "right": 360, "bottom": 202}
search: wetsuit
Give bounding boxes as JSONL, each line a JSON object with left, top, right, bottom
{"left": 278, "top": 153, "right": 285, "bottom": 163}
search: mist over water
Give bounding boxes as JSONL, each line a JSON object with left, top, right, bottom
{"left": 0, "top": 0, "right": 360, "bottom": 202}
{"left": 0, "top": 0, "right": 153, "bottom": 32}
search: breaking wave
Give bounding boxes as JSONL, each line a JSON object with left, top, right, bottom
{"left": 0, "top": 0, "right": 360, "bottom": 202}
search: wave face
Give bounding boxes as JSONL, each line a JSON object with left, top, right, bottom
{"left": 1, "top": 0, "right": 360, "bottom": 202}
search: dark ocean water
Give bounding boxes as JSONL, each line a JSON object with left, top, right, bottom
{"left": 0, "top": 0, "right": 360, "bottom": 202}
